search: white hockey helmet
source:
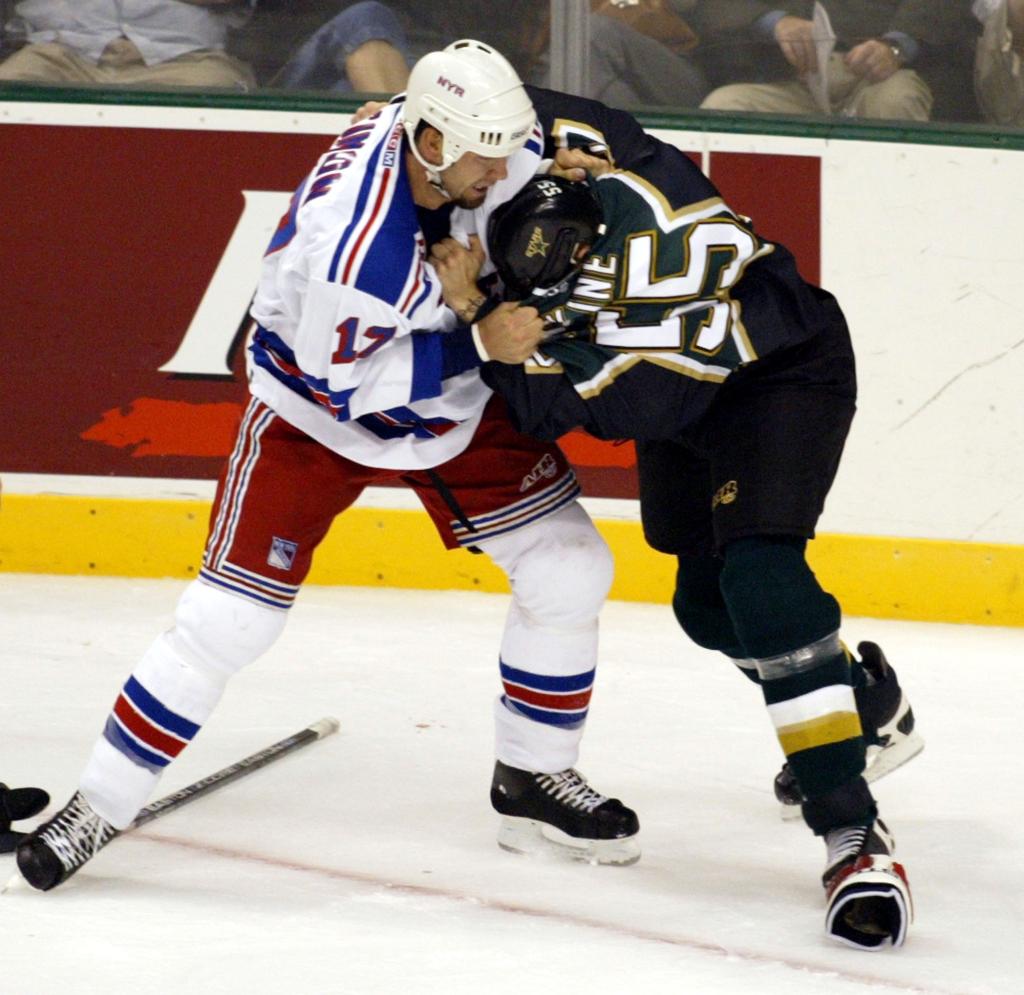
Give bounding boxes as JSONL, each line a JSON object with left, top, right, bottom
{"left": 402, "top": 39, "right": 536, "bottom": 176}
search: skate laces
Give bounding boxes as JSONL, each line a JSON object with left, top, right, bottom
{"left": 824, "top": 824, "right": 868, "bottom": 873}
{"left": 38, "top": 793, "right": 116, "bottom": 871}
{"left": 534, "top": 769, "right": 607, "bottom": 813}
{"left": 824, "top": 819, "right": 894, "bottom": 880}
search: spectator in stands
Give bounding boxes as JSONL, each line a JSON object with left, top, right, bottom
{"left": 692, "top": 1, "right": 978, "bottom": 123}
{"left": 275, "top": 1, "right": 409, "bottom": 93}
{"left": 245, "top": 1, "right": 710, "bottom": 107}
{"left": 0, "top": 0, "right": 255, "bottom": 90}
{"left": 973, "top": 0, "right": 1024, "bottom": 123}
{"left": 521, "top": 0, "right": 710, "bottom": 109}
{"left": 233, "top": 0, "right": 411, "bottom": 93}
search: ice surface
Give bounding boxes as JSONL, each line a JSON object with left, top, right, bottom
{"left": 1, "top": 574, "right": 1021, "bottom": 995}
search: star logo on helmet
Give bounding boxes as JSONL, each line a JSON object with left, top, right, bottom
{"left": 526, "top": 226, "right": 549, "bottom": 259}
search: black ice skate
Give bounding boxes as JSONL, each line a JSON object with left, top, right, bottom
{"left": 491, "top": 761, "right": 640, "bottom": 865}
{"left": 16, "top": 791, "right": 119, "bottom": 891}
{"left": 823, "top": 817, "right": 912, "bottom": 950}
{"left": 775, "top": 642, "right": 924, "bottom": 819}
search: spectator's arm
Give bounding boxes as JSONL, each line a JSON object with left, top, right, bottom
{"left": 1008, "top": 0, "right": 1024, "bottom": 48}
{"left": 880, "top": 30, "right": 919, "bottom": 65}
{"left": 767, "top": 13, "right": 816, "bottom": 76}
{"left": 755, "top": 10, "right": 789, "bottom": 38}
{"left": 844, "top": 38, "right": 905, "bottom": 81}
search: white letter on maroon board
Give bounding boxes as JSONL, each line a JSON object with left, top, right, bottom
{"left": 159, "top": 190, "right": 290, "bottom": 376}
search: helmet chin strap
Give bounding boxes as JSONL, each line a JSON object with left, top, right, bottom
{"left": 407, "top": 131, "right": 453, "bottom": 200}
{"left": 428, "top": 173, "right": 451, "bottom": 200}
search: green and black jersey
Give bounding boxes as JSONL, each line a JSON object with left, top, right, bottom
{"left": 486, "top": 88, "right": 842, "bottom": 442}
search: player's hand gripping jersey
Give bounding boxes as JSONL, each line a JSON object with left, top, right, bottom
{"left": 479, "top": 94, "right": 840, "bottom": 441}
{"left": 249, "top": 101, "right": 542, "bottom": 470}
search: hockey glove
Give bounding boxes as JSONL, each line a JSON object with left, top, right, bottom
{"left": 0, "top": 782, "right": 50, "bottom": 853}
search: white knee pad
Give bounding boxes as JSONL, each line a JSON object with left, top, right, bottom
{"left": 129, "top": 580, "right": 286, "bottom": 722}
{"left": 480, "top": 502, "right": 613, "bottom": 630}
{"left": 169, "top": 579, "right": 288, "bottom": 679}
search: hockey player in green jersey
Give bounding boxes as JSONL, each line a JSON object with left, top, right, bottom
{"left": 430, "top": 118, "right": 922, "bottom": 950}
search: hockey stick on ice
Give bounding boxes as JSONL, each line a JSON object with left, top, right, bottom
{"left": 2, "top": 718, "right": 339, "bottom": 894}
{"left": 130, "top": 716, "right": 340, "bottom": 830}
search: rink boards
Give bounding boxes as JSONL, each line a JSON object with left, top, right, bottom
{"left": 1, "top": 98, "right": 1022, "bottom": 626}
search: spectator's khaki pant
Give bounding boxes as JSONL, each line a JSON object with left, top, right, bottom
{"left": 702, "top": 53, "right": 932, "bottom": 121}
{"left": 0, "top": 38, "right": 255, "bottom": 90}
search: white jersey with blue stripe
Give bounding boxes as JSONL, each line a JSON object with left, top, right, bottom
{"left": 249, "top": 102, "right": 543, "bottom": 470}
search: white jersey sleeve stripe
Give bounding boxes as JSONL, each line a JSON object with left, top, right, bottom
{"left": 326, "top": 136, "right": 393, "bottom": 284}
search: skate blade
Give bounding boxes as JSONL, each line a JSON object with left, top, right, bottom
{"left": 1, "top": 870, "right": 29, "bottom": 895}
{"left": 496, "top": 816, "right": 641, "bottom": 866}
{"left": 865, "top": 730, "right": 925, "bottom": 783}
{"left": 778, "top": 731, "right": 926, "bottom": 822}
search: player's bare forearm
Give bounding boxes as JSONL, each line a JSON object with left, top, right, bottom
{"left": 451, "top": 293, "right": 487, "bottom": 325}
{"left": 477, "top": 302, "right": 544, "bottom": 364}
{"left": 353, "top": 100, "right": 388, "bottom": 123}
{"left": 549, "top": 148, "right": 612, "bottom": 182}
{"left": 430, "top": 235, "right": 487, "bottom": 322}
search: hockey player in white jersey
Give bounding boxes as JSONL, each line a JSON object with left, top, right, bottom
{"left": 17, "top": 40, "right": 639, "bottom": 892}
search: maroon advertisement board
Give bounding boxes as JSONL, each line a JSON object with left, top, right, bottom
{"left": 1, "top": 120, "right": 819, "bottom": 498}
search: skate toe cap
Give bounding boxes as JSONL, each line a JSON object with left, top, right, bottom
{"left": 597, "top": 799, "right": 640, "bottom": 838}
{"left": 15, "top": 839, "right": 65, "bottom": 891}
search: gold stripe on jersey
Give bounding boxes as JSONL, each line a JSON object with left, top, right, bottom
{"left": 641, "top": 353, "right": 732, "bottom": 383}
{"left": 550, "top": 118, "right": 616, "bottom": 166}
{"left": 571, "top": 352, "right": 732, "bottom": 401}
{"left": 573, "top": 354, "right": 642, "bottom": 399}
{"left": 776, "top": 710, "right": 863, "bottom": 756}
{"left": 599, "top": 171, "right": 729, "bottom": 230}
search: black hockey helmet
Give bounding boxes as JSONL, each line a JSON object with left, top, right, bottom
{"left": 486, "top": 174, "right": 604, "bottom": 301}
